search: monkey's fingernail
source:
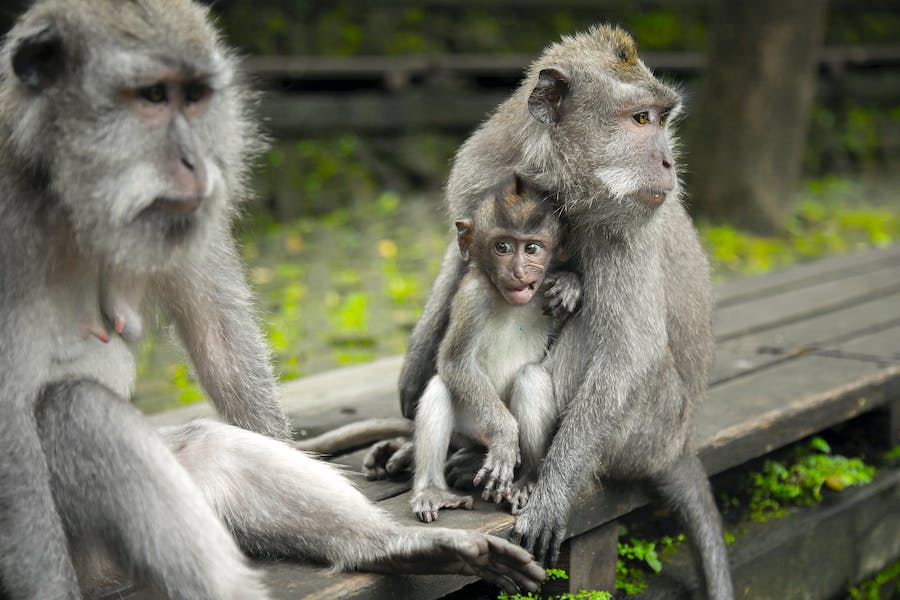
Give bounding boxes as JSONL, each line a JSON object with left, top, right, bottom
{"left": 114, "top": 316, "right": 125, "bottom": 334}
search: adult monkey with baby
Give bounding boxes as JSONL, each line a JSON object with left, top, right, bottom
{"left": 380, "top": 25, "right": 734, "bottom": 599}
{"left": 0, "top": 1, "right": 545, "bottom": 598}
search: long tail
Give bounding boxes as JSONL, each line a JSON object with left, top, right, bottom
{"left": 293, "top": 417, "right": 412, "bottom": 455}
{"left": 654, "top": 452, "right": 734, "bottom": 600}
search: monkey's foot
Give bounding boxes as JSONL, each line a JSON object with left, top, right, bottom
{"left": 361, "top": 528, "right": 545, "bottom": 595}
{"left": 444, "top": 446, "right": 485, "bottom": 489}
{"left": 508, "top": 479, "right": 535, "bottom": 515}
{"left": 362, "top": 437, "right": 413, "bottom": 480}
{"left": 473, "top": 445, "right": 519, "bottom": 504}
{"left": 411, "top": 487, "right": 474, "bottom": 523}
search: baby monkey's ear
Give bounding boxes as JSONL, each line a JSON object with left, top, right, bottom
{"left": 455, "top": 220, "right": 474, "bottom": 261}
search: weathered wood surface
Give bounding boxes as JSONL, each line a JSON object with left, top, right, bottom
{"left": 145, "top": 243, "right": 900, "bottom": 599}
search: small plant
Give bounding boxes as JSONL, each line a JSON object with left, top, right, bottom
{"left": 847, "top": 559, "right": 900, "bottom": 600}
{"left": 616, "top": 534, "right": 663, "bottom": 595}
{"left": 497, "top": 568, "right": 612, "bottom": 600}
{"left": 746, "top": 436, "right": 875, "bottom": 522}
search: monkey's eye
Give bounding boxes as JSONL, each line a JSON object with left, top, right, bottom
{"left": 524, "top": 243, "right": 544, "bottom": 256}
{"left": 660, "top": 111, "right": 670, "bottom": 126}
{"left": 138, "top": 83, "right": 168, "bottom": 104}
{"left": 632, "top": 111, "right": 650, "bottom": 125}
{"left": 185, "top": 82, "right": 211, "bottom": 104}
{"left": 495, "top": 241, "right": 513, "bottom": 254}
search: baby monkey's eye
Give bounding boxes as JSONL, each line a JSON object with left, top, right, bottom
{"left": 495, "top": 241, "right": 513, "bottom": 254}
{"left": 632, "top": 111, "right": 650, "bottom": 125}
{"left": 138, "top": 83, "right": 167, "bottom": 104}
{"left": 524, "top": 243, "right": 543, "bottom": 255}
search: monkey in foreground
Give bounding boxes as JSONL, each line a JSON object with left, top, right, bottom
{"left": 412, "top": 175, "right": 580, "bottom": 523}
{"left": 0, "top": 1, "right": 545, "bottom": 598}
{"left": 368, "top": 25, "right": 734, "bottom": 599}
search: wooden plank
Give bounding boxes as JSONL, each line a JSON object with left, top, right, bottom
{"left": 710, "top": 289, "right": 900, "bottom": 383}
{"left": 714, "top": 244, "right": 900, "bottom": 307}
{"left": 700, "top": 358, "right": 900, "bottom": 474}
{"left": 713, "top": 260, "right": 900, "bottom": 342}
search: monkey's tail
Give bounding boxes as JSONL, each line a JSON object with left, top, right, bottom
{"left": 293, "top": 417, "right": 412, "bottom": 455}
{"left": 653, "top": 452, "right": 734, "bottom": 600}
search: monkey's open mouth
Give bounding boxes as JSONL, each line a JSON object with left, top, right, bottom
{"left": 151, "top": 196, "right": 203, "bottom": 216}
{"left": 634, "top": 189, "right": 668, "bottom": 207}
{"left": 505, "top": 283, "right": 537, "bottom": 304}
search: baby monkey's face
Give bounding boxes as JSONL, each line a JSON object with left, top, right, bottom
{"left": 483, "top": 232, "right": 554, "bottom": 306}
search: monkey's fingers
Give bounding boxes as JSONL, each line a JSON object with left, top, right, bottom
{"left": 385, "top": 439, "right": 414, "bottom": 475}
{"left": 479, "top": 536, "right": 546, "bottom": 593}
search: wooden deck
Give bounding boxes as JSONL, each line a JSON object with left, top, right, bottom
{"left": 144, "top": 243, "right": 900, "bottom": 600}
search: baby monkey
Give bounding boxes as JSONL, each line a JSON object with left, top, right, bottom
{"left": 412, "top": 175, "right": 579, "bottom": 523}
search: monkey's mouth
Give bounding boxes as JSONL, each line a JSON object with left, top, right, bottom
{"left": 505, "top": 282, "right": 538, "bottom": 305}
{"left": 151, "top": 196, "right": 203, "bottom": 216}
{"left": 634, "top": 189, "right": 668, "bottom": 207}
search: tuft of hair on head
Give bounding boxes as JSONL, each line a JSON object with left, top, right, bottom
{"left": 476, "top": 174, "right": 560, "bottom": 239}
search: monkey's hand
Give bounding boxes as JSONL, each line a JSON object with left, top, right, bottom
{"left": 362, "top": 437, "right": 413, "bottom": 480}
{"left": 543, "top": 271, "right": 582, "bottom": 318}
{"left": 511, "top": 484, "right": 569, "bottom": 565}
{"left": 473, "top": 438, "right": 520, "bottom": 504}
{"left": 363, "top": 528, "right": 545, "bottom": 595}
{"left": 445, "top": 446, "right": 485, "bottom": 489}
{"left": 508, "top": 479, "right": 535, "bottom": 515}
{"left": 411, "top": 486, "right": 474, "bottom": 523}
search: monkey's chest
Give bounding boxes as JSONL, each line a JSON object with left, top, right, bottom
{"left": 475, "top": 305, "right": 551, "bottom": 402}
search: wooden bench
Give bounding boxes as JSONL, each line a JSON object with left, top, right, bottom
{"left": 144, "top": 243, "right": 900, "bottom": 600}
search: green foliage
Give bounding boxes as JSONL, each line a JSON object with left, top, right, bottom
{"left": 497, "top": 568, "right": 612, "bottom": 600}
{"left": 847, "top": 560, "right": 900, "bottom": 600}
{"left": 701, "top": 175, "right": 899, "bottom": 279}
{"left": 745, "top": 436, "right": 875, "bottom": 523}
{"left": 614, "top": 531, "right": 674, "bottom": 596}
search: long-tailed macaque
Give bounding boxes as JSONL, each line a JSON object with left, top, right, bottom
{"left": 412, "top": 176, "right": 580, "bottom": 523}
{"left": 371, "top": 25, "right": 734, "bottom": 599}
{"left": 0, "top": 2, "right": 545, "bottom": 598}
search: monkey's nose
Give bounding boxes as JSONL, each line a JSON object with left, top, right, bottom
{"left": 662, "top": 158, "right": 672, "bottom": 169}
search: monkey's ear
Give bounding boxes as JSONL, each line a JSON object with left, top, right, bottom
{"left": 455, "top": 220, "right": 474, "bottom": 261}
{"left": 12, "top": 25, "right": 65, "bottom": 90}
{"left": 528, "top": 67, "right": 569, "bottom": 125}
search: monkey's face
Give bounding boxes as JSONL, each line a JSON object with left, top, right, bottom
{"left": 3, "top": 0, "right": 255, "bottom": 272}
{"left": 523, "top": 25, "right": 683, "bottom": 229}
{"left": 480, "top": 232, "right": 553, "bottom": 306}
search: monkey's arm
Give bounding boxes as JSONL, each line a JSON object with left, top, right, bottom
{"left": 0, "top": 399, "right": 81, "bottom": 598}
{"left": 398, "top": 240, "right": 466, "bottom": 418}
{"left": 513, "top": 304, "right": 663, "bottom": 563}
{"left": 165, "top": 419, "right": 545, "bottom": 594}
{"left": 439, "top": 280, "right": 520, "bottom": 501}
{"left": 155, "top": 231, "right": 291, "bottom": 440}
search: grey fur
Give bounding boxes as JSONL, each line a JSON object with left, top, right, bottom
{"left": 0, "top": 1, "right": 545, "bottom": 598}
{"left": 393, "top": 25, "right": 733, "bottom": 599}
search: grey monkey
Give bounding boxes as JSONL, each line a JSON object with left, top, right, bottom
{"left": 0, "top": 1, "right": 545, "bottom": 598}
{"left": 411, "top": 175, "right": 580, "bottom": 523}
{"left": 371, "top": 25, "right": 734, "bottom": 600}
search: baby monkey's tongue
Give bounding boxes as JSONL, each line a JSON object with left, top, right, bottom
{"left": 506, "top": 283, "right": 536, "bottom": 305}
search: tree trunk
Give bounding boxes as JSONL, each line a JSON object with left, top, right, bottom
{"left": 687, "top": 0, "right": 827, "bottom": 234}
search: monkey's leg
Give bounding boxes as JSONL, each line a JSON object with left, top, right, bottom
{"left": 35, "top": 380, "right": 267, "bottom": 600}
{"left": 411, "top": 377, "right": 474, "bottom": 523}
{"left": 653, "top": 453, "right": 733, "bottom": 600}
{"left": 508, "top": 364, "right": 559, "bottom": 513}
{"left": 0, "top": 403, "right": 80, "bottom": 600}
{"left": 162, "top": 419, "right": 545, "bottom": 594}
